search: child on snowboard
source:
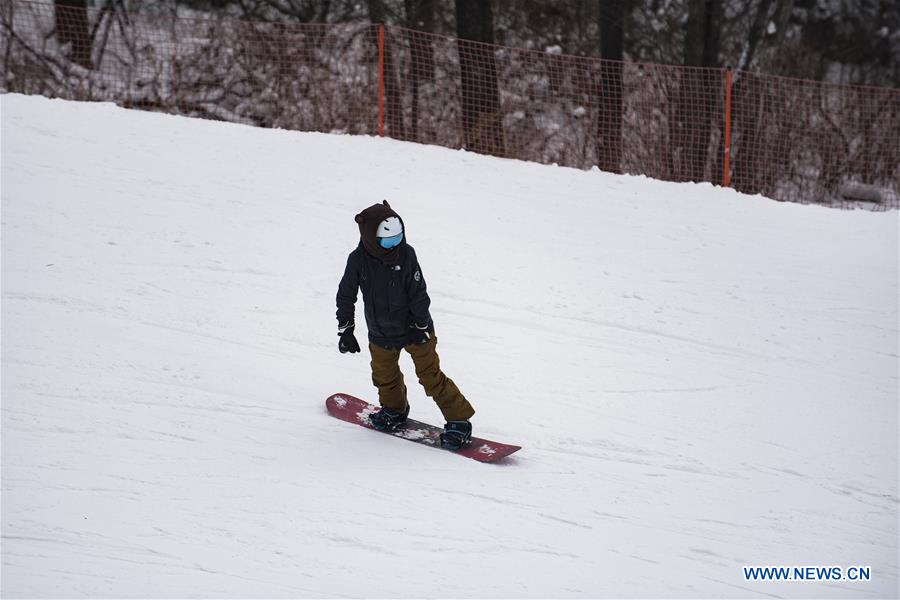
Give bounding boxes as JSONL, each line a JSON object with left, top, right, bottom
{"left": 335, "top": 201, "right": 475, "bottom": 449}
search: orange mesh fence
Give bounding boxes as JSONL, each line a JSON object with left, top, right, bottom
{"left": 728, "top": 72, "right": 899, "bottom": 207}
{"left": 2, "top": 1, "right": 377, "bottom": 133}
{"left": 3, "top": 1, "right": 898, "bottom": 209}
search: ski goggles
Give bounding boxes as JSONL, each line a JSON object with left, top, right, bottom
{"left": 378, "top": 232, "right": 403, "bottom": 249}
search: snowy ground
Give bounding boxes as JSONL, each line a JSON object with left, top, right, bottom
{"left": 1, "top": 94, "right": 898, "bottom": 598}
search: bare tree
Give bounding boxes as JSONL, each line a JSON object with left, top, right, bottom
{"left": 597, "top": 0, "right": 624, "bottom": 173}
{"left": 455, "top": 0, "right": 505, "bottom": 156}
{"left": 671, "top": 0, "right": 722, "bottom": 182}
{"left": 404, "top": 0, "right": 436, "bottom": 140}
{"left": 735, "top": 0, "right": 774, "bottom": 72}
{"left": 54, "top": 0, "right": 92, "bottom": 69}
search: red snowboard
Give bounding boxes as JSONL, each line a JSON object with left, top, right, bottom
{"left": 326, "top": 393, "right": 521, "bottom": 463}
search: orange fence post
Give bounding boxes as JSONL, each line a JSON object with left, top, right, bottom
{"left": 723, "top": 66, "right": 733, "bottom": 188}
{"left": 377, "top": 24, "right": 385, "bottom": 138}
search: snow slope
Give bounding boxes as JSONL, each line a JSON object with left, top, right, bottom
{"left": 1, "top": 94, "right": 898, "bottom": 598}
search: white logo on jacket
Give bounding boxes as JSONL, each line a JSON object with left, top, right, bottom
{"left": 414, "top": 270, "right": 421, "bottom": 282}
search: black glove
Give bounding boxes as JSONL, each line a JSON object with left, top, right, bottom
{"left": 409, "top": 322, "right": 431, "bottom": 345}
{"left": 338, "top": 321, "right": 360, "bottom": 354}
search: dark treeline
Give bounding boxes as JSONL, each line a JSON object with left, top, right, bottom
{"left": 123, "top": 0, "right": 899, "bottom": 87}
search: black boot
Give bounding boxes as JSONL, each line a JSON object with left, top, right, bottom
{"left": 369, "top": 403, "right": 409, "bottom": 431}
{"left": 440, "top": 420, "right": 472, "bottom": 450}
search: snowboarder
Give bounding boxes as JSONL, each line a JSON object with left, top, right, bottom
{"left": 336, "top": 200, "right": 475, "bottom": 450}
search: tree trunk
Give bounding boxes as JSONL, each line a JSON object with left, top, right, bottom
{"left": 731, "top": 73, "right": 765, "bottom": 195}
{"left": 455, "top": 0, "right": 505, "bottom": 156}
{"left": 702, "top": 0, "right": 722, "bottom": 66}
{"left": 673, "top": 0, "right": 721, "bottom": 182}
{"left": 405, "top": 0, "right": 436, "bottom": 142}
{"left": 736, "top": 0, "right": 774, "bottom": 72}
{"left": 409, "top": 0, "right": 435, "bottom": 81}
{"left": 597, "top": 0, "right": 624, "bottom": 174}
{"left": 54, "top": 0, "right": 93, "bottom": 69}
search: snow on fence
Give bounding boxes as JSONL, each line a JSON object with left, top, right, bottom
{"left": 2, "top": 0, "right": 898, "bottom": 209}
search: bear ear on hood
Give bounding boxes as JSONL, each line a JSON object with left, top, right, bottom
{"left": 382, "top": 200, "right": 390, "bottom": 208}
{"left": 355, "top": 214, "right": 364, "bottom": 224}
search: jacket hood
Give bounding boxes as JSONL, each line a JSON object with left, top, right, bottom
{"left": 355, "top": 200, "right": 405, "bottom": 263}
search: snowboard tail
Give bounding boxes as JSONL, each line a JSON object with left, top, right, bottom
{"left": 325, "top": 393, "right": 521, "bottom": 463}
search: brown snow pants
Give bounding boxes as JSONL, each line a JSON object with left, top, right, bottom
{"left": 368, "top": 335, "right": 475, "bottom": 422}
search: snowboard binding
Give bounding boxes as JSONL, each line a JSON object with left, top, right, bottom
{"left": 369, "top": 403, "right": 409, "bottom": 431}
{"left": 440, "top": 420, "right": 472, "bottom": 450}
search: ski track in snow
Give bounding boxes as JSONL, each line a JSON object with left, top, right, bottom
{"left": 2, "top": 94, "right": 898, "bottom": 598}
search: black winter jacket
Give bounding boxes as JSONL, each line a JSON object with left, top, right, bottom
{"left": 336, "top": 242, "right": 433, "bottom": 349}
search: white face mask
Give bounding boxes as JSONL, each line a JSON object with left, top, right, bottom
{"left": 376, "top": 217, "right": 403, "bottom": 238}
